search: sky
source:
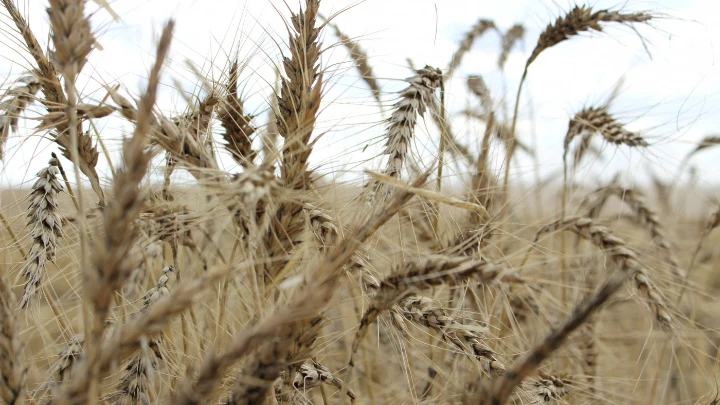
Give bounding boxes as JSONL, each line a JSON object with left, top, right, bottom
{"left": 1, "top": 0, "right": 720, "bottom": 193}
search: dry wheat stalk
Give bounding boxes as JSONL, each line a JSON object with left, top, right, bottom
{"left": 0, "top": 274, "right": 26, "bottom": 405}
{"left": 219, "top": 60, "right": 257, "bottom": 168}
{"left": 326, "top": 20, "right": 381, "bottom": 106}
{"left": 470, "top": 107, "right": 497, "bottom": 220}
{"left": 0, "top": 74, "right": 41, "bottom": 159}
{"left": 382, "top": 66, "right": 442, "bottom": 181}
{"left": 19, "top": 155, "right": 64, "bottom": 309}
{"left": 448, "top": 19, "right": 497, "bottom": 76}
{"left": 534, "top": 217, "right": 672, "bottom": 327}
{"left": 105, "top": 266, "right": 174, "bottom": 405}
{"left": 498, "top": 24, "right": 524, "bottom": 70}
{"left": 399, "top": 295, "right": 504, "bottom": 376}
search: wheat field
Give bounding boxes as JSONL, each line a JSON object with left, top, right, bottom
{"left": 1, "top": 1, "right": 719, "bottom": 404}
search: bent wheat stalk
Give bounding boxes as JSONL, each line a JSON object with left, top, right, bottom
{"left": 502, "top": 5, "right": 652, "bottom": 217}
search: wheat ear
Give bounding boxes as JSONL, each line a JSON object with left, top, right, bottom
{"left": 18, "top": 155, "right": 64, "bottom": 308}
{"left": 279, "top": 360, "right": 356, "bottom": 403}
{"left": 534, "top": 217, "right": 672, "bottom": 328}
{"left": 54, "top": 21, "right": 174, "bottom": 405}
{"left": 448, "top": 19, "right": 497, "bottom": 77}
{"left": 105, "top": 266, "right": 174, "bottom": 405}
{"left": 381, "top": 66, "right": 442, "bottom": 181}
{"left": 46, "top": 0, "right": 105, "bottom": 203}
{"left": 38, "top": 336, "right": 84, "bottom": 404}
{"left": 399, "top": 295, "right": 505, "bottom": 376}
{"left": 498, "top": 24, "right": 525, "bottom": 70}
{"left": 218, "top": 59, "right": 257, "bottom": 168}
{"left": 490, "top": 275, "right": 627, "bottom": 404}
{"left": 262, "top": 0, "right": 323, "bottom": 284}
{"left": 0, "top": 273, "right": 26, "bottom": 405}
{"left": 344, "top": 256, "right": 521, "bottom": 393}
{"left": 0, "top": 74, "right": 41, "bottom": 159}
{"left": 325, "top": 19, "right": 381, "bottom": 106}
{"left": 533, "top": 373, "right": 571, "bottom": 403}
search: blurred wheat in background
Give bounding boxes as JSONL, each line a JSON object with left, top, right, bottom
{"left": 1, "top": 0, "right": 720, "bottom": 404}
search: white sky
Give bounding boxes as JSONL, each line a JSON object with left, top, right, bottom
{"left": 1, "top": 0, "right": 720, "bottom": 193}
